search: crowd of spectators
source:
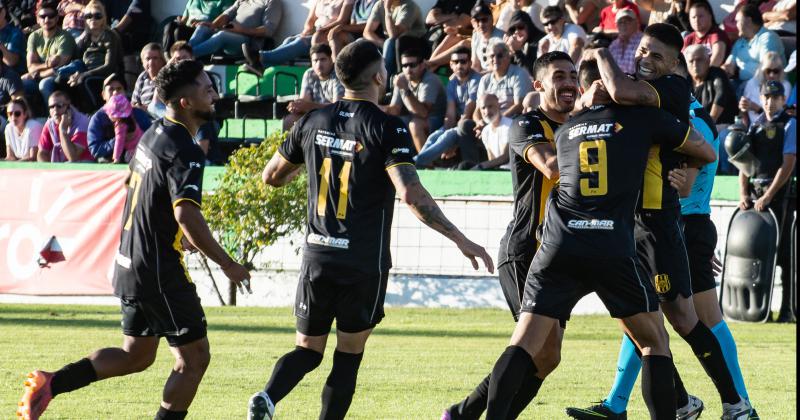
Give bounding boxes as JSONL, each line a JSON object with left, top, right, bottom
{"left": 0, "top": 0, "right": 795, "bottom": 173}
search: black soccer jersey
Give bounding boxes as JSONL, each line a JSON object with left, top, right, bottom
{"left": 499, "top": 108, "right": 560, "bottom": 264}
{"left": 541, "top": 104, "right": 690, "bottom": 258}
{"left": 640, "top": 74, "right": 692, "bottom": 210}
{"left": 279, "top": 99, "right": 416, "bottom": 276}
{"left": 113, "top": 118, "right": 205, "bottom": 298}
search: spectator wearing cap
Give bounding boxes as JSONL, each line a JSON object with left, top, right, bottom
{"left": 469, "top": 2, "right": 504, "bottom": 73}
{"left": 739, "top": 79, "right": 796, "bottom": 322}
{"left": 537, "top": 6, "right": 586, "bottom": 64}
{"left": 362, "top": 0, "right": 426, "bottom": 78}
{"left": 58, "top": 0, "right": 87, "bottom": 39}
{"left": 0, "top": 3, "right": 25, "bottom": 73}
{"left": 163, "top": 0, "right": 235, "bottom": 52}
{"left": 425, "top": 0, "right": 474, "bottom": 70}
{"left": 564, "top": 0, "right": 604, "bottom": 33}
{"left": 385, "top": 47, "right": 447, "bottom": 151}
{"left": 740, "top": 51, "right": 792, "bottom": 126}
{"left": 87, "top": 73, "right": 151, "bottom": 162}
{"left": 37, "top": 90, "right": 92, "bottom": 162}
{"left": 475, "top": 40, "right": 531, "bottom": 124}
{"left": 130, "top": 42, "right": 165, "bottom": 111}
{"left": 283, "top": 43, "right": 344, "bottom": 131}
{"left": 103, "top": 92, "right": 142, "bottom": 163}
{"left": 684, "top": 44, "right": 737, "bottom": 124}
{"left": 327, "top": 0, "right": 379, "bottom": 58}
{"left": 723, "top": 4, "right": 784, "bottom": 87}
{"left": 191, "top": 0, "right": 282, "bottom": 60}
{"left": 4, "top": 98, "right": 42, "bottom": 161}
{"left": 103, "top": 0, "right": 151, "bottom": 54}
{"left": 608, "top": 9, "right": 642, "bottom": 74}
{"left": 504, "top": 10, "right": 540, "bottom": 74}
{"left": 594, "top": 0, "right": 640, "bottom": 34}
{"left": 22, "top": 0, "right": 77, "bottom": 107}
{"left": 682, "top": 0, "right": 730, "bottom": 68}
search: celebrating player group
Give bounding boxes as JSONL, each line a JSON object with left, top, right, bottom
{"left": 17, "top": 23, "right": 758, "bottom": 420}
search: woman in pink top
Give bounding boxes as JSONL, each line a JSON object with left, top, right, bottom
{"left": 682, "top": 0, "right": 730, "bottom": 67}
{"left": 104, "top": 93, "right": 143, "bottom": 163}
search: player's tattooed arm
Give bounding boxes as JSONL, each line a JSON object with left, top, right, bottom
{"left": 262, "top": 152, "right": 303, "bottom": 187}
{"left": 592, "top": 48, "right": 659, "bottom": 107}
{"left": 388, "top": 164, "right": 495, "bottom": 272}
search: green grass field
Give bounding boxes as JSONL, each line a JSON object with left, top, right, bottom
{"left": 1, "top": 304, "right": 795, "bottom": 419}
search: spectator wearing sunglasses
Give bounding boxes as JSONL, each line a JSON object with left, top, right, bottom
{"left": 37, "top": 90, "right": 92, "bottom": 162}
{"left": 740, "top": 51, "right": 792, "bottom": 125}
{"left": 385, "top": 47, "right": 446, "bottom": 152}
{"left": 4, "top": 98, "right": 41, "bottom": 161}
{"left": 58, "top": 0, "right": 87, "bottom": 39}
{"left": 537, "top": 6, "right": 586, "bottom": 64}
{"left": 22, "top": 0, "right": 77, "bottom": 107}
{"left": 0, "top": 3, "right": 26, "bottom": 73}
{"left": 470, "top": 2, "right": 504, "bottom": 73}
{"left": 504, "top": 10, "right": 540, "bottom": 74}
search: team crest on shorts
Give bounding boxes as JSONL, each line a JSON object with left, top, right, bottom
{"left": 654, "top": 274, "right": 671, "bottom": 294}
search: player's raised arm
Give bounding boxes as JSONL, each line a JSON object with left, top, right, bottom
{"left": 592, "top": 47, "right": 659, "bottom": 107}
{"left": 387, "top": 164, "right": 494, "bottom": 273}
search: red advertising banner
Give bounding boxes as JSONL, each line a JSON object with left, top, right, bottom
{"left": 0, "top": 169, "right": 127, "bottom": 294}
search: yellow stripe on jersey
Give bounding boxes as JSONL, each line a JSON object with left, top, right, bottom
{"left": 540, "top": 120, "right": 554, "bottom": 142}
{"left": 172, "top": 198, "right": 201, "bottom": 208}
{"left": 533, "top": 118, "right": 557, "bottom": 248}
{"left": 675, "top": 127, "right": 691, "bottom": 151}
{"left": 642, "top": 81, "right": 661, "bottom": 108}
{"left": 385, "top": 162, "right": 415, "bottom": 170}
{"left": 643, "top": 145, "right": 663, "bottom": 209}
{"left": 172, "top": 229, "right": 193, "bottom": 283}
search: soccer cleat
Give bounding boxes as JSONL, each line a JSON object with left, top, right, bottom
{"left": 565, "top": 400, "right": 627, "bottom": 419}
{"left": 720, "top": 398, "right": 753, "bottom": 420}
{"left": 248, "top": 391, "right": 275, "bottom": 420}
{"left": 16, "top": 371, "right": 54, "bottom": 420}
{"left": 676, "top": 394, "right": 704, "bottom": 420}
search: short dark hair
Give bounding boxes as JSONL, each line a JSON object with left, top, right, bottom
{"left": 400, "top": 47, "right": 426, "bottom": 61}
{"left": 739, "top": 4, "right": 764, "bottom": 26}
{"left": 36, "top": 0, "right": 57, "bottom": 14}
{"left": 578, "top": 58, "right": 601, "bottom": 89}
{"left": 643, "top": 23, "right": 684, "bottom": 57}
{"left": 688, "top": 0, "right": 718, "bottom": 26}
{"left": 532, "top": 51, "right": 573, "bottom": 81}
{"left": 49, "top": 90, "right": 71, "bottom": 102}
{"left": 169, "top": 40, "right": 192, "bottom": 58}
{"left": 335, "top": 39, "right": 383, "bottom": 90}
{"left": 541, "top": 5, "right": 563, "bottom": 20}
{"left": 452, "top": 47, "right": 471, "bottom": 58}
{"left": 310, "top": 43, "right": 332, "bottom": 57}
{"left": 155, "top": 59, "right": 205, "bottom": 105}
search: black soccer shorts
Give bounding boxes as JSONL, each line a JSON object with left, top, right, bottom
{"left": 497, "top": 254, "right": 534, "bottom": 321}
{"left": 639, "top": 207, "right": 693, "bottom": 302}
{"left": 120, "top": 285, "right": 207, "bottom": 347}
{"left": 521, "top": 243, "right": 659, "bottom": 322}
{"left": 682, "top": 214, "right": 718, "bottom": 294}
{"left": 294, "top": 261, "right": 389, "bottom": 336}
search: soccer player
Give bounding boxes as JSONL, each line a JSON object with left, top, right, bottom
{"left": 442, "top": 51, "right": 579, "bottom": 420}
{"left": 483, "top": 58, "right": 717, "bottom": 420}
{"left": 565, "top": 23, "right": 754, "bottom": 420}
{"left": 247, "top": 39, "right": 494, "bottom": 420}
{"left": 16, "top": 60, "right": 252, "bottom": 420}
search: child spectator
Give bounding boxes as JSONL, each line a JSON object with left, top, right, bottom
{"left": 37, "top": 90, "right": 92, "bottom": 162}
{"left": 103, "top": 92, "right": 141, "bottom": 163}
{"left": 88, "top": 73, "right": 152, "bottom": 162}
{"left": 4, "top": 98, "right": 42, "bottom": 161}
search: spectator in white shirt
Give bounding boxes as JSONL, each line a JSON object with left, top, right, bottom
{"left": 476, "top": 93, "right": 511, "bottom": 170}
{"left": 537, "top": 6, "right": 586, "bottom": 64}
{"left": 4, "top": 98, "right": 41, "bottom": 161}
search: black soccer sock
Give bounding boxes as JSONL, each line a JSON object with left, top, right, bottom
{"left": 641, "top": 355, "right": 676, "bottom": 420}
{"left": 486, "top": 345, "right": 537, "bottom": 420}
{"left": 681, "top": 321, "right": 740, "bottom": 404}
{"left": 154, "top": 406, "right": 187, "bottom": 420}
{"left": 264, "top": 346, "right": 323, "bottom": 404}
{"left": 507, "top": 374, "right": 545, "bottom": 419}
{"left": 673, "top": 366, "right": 689, "bottom": 408}
{"left": 50, "top": 358, "right": 97, "bottom": 397}
{"left": 448, "top": 374, "right": 490, "bottom": 420}
{"left": 319, "top": 350, "right": 363, "bottom": 420}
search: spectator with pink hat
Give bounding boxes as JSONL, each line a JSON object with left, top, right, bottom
{"left": 103, "top": 92, "right": 142, "bottom": 163}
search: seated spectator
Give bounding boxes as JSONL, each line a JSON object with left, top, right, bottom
{"left": 683, "top": 0, "right": 730, "bottom": 68}
{"left": 0, "top": 4, "right": 26, "bottom": 73}
{"left": 722, "top": 0, "right": 774, "bottom": 42}
{"left": 102, "top": 93, "right": 142, "bottom": 163}
{"left": 103, "top": 0, "right": 150, "bottom": 54}
{"left": 191, "top": 0, "right": 282, "bottom": 60}
{"left": 475, "top": 41, "right": 531, "bottom": 122}
{"left": 740, "top": 51, "right": 792, "bottom": 125}
{"left": 723, "top": 4, "right": 784, "bottom": 88}
{"left": 469, "top": 2, "right": 504, "bottom": 73}
{"left": 415, "top": 47, "right": 482, "bottom": 167}
{"left": 594, "top": 0, "right": 641, "bottom": 34}
{"left": 362, "top": 0, "right": 426, "bottom": 77}
{"left": 131, "top": 42, "right": 165, "bottom": 111}
{"left": 504, "top": 10, "right": 540, "bottom": 74}
{"left": 283, "top": 43, "right": 344, "bottom": 130}
{"left": 475, "top": 93, "right": 511, "bottom": 170}
{"left": 763, "top": 0, "right": 796, "bottom": 36}
{"left": 685, "top": 44, "right": 737, "bottom": 124}
{"left": 58, "top": 0, "right": 87, "bottom": 39}
{"left": 88, "top": 73, "right": 151, "bottom": 162}
{"left": 608, "top": 9, "right": 642, "bottom": 74}
{"left": 0, "top": 51, "right": 23, "bottom": 108}
{"left": 242, "top": 0, "right": 348, "bottom": 75}
{"left": 163, "top": 0, "right": 235, "bottom": 51}
{"left": 327, "top": 0, "right": 379, "bottom": 57}
{"left": 496, "top": 0, "right": 542, "bottom": 34}
{"left": 564, "top": 0, "right": 604, "bottom": 33}
{"left": 37, "top": 90, "right": 92, "bottom": 162}
{"left": 22, "top": 0, "right": 77, "bottom": 106}
{"left": 537, "top": 6, "right": 586, "bottom": 64}
{"left": 6, "top": 0, "right": 37, "bottom": 33}
{"left": 385, "top": 48, "right": 446, "bottom": 151}
{"left": 425, "top": 0, "right": 473, "bottom": 69}
{"left": 4, "top": 98, "right": 42, "bottom": 161}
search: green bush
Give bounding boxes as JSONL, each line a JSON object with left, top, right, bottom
{"left": 204, "top": 132, "right": 307, "bottom": 271}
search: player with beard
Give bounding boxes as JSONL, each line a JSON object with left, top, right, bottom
{"left": 565, "top": 24, "right": 754, "bottom": 420}
{"left": 16, "top": 60, "right": 252, "bottom": 420}
{"left": 441, "top": 51, "right": 579, "bottom": 420}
